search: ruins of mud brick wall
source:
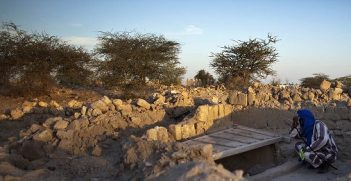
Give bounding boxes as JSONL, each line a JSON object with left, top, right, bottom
{"left": 144, "top": 81, "right": 351, "bottom": 159}
{"left": 1, "top": 80, "right": 351, "bottom": 160}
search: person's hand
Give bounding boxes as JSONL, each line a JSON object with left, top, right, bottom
{"left": 298, "top": 149, "right": 305, "bottom": 160}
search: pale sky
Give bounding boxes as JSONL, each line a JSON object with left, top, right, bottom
{"left": 1, "top": 0, "right": 350, "bottom": 83}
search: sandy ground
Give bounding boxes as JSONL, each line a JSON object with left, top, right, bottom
{"left": 271, "top": 160, "right": 351, "bottom": 181}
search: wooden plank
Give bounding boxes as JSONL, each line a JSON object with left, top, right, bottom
{"left": 183, "top": 139, "right": 229, "bottom": 153}
{"left": 195, "top": 135, "right": 244, "bottom": 148}
{"left": 221, "top": 131, "right": 258, "bottom": 143}
{"left": 224, "top": 128, "right": 268, "bottom": 140}
{"left": 210, "top": 132, "right": 254, "bottom": 144}
{"left": 213, "top": 137, "right": 283, "bottom": 160}
{"left": 206, "top": 135, "right": 245, "bottom": 147}
{"left": 235, "top": 124, "right": 278, "bottom": 137}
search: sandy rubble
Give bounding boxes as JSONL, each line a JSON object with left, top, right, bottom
{"left": 0, "top": 80, "right": 350, "bottom": 180}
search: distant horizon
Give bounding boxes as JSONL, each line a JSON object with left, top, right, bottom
{"left": 1, "top": 0, "right": 350, "bottom": 84}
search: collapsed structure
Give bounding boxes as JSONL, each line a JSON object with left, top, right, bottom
{"left": 0, "top": 80, "right": 350, "bottom": 180}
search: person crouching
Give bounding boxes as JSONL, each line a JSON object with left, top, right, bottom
{"left": 289, "top": 109, "right": 338, "bottom": 173}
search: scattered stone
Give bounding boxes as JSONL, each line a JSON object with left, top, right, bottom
{"left": 102, "top": 96, "right": 112, "bottom": 105}
{"left": 146, "top": 128, "right": 157, "bottom": 141}
{"left": 91, "top": 100, "right": 109, "bottom": 113}
{"left": 131, "top": 117, "right": 141, "bottom": 126}
{"left": 92, "top": 108, "right": 103, "bottom": 117}
{"left": 43, "top": 117, "right": 62, "bottom": 128}
{"left": 136, "top": 99, "right": 151, "bottom": 110}
{"left": 0, "top": 114, "right": 8, "bottom": 121}
{"left": 53, "top": 120, "right": 69, "bottom": 130}
{"left": 38, "top": 101, "right": 48, "bottom": 108}
{"left": 292, "top": 94, "right": 302, "bottom": 102}
{"left": 112, "top": 99, "right": 123, "bottom": 108}
{"left": 335, "top": 81, "right": 343, "bottom": 88}
{"left": 10, "top": 109, "right": 24, "bottom": 120}
{"left": 74, "top": 112, "right": 81, "bottom": 119}
{"left": 22, "top": 101, "right": 34, "bottom": 113}
{"left": 50, "top": 100, "right": 61, "bottom": 109}
{"left": 320, "top": 80, "right": 331, "bottom": 92}
{"left": 81, "top": 106, "right": 87, "bottom": 116}
{"left": 33, "top": 129, "right": 53, "bottom": 142}
{"left": 67, "top": 100, "right": 83, "bottom": 109}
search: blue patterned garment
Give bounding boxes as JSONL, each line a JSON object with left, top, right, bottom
{"left": 297, "top": 109, "right": 316, "bottom": 146}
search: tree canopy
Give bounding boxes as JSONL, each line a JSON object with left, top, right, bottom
{"left": 300, "top": 73, "right": 330, "bottom": 88}
{"left": 0, "top": 22, "right": 93, "bottom": 96}
{"left": 94, "top": 32, "right": 185, "bottom": 87}
{"left": 194, "top": 69, "right": 215, "bottom": 87}
{"left": 210, "top": 35, "right": 279, "bottom": 89}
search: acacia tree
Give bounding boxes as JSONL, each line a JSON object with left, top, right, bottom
{"left": 211, "top": 35, "right": 279, "bottom": 89}
{"left": 0, "top": 22, "right": 93, "bottom": 96}
{"left": 300, "top": 73, "right": 330, "bottom": 88}
{"left": 194, "top": 69, "right": 215, "bottom": 87}
{"left": 95, "top": 32, "right": 185, "bottom": 87}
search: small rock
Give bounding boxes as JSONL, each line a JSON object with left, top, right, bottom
{"left": 91, "top": 100, "right": 109, "bottom": 113}
{"left": 0, "top": 114, "right": 8, "bottom": 121}
{"left": 43, "top": 117, "right": 62, "bottom": 128}
{"left": 53, "top": 120, "right": 69, "bottom": 130}
{"left": 92, "top": 108, "right": 102, "bottom": 117}
{"left": 74, "top": 112, "right": 81, "bottom": 119}
{"left": 22, "top": 101, "right": 34, "bottom": 113}
{"left": 112, "top": 99, "right": 123, "bottom": 108}
{"left": 50, "top": 100, "right": 61, "bottom": 109}
{"left": 33, "top": 129, "right": 53, "bottom": 142}
{"left": 38, "top": 101, "right": 48, "bottom": 108}
{"left": 102, "top": 96, "right": 112, "bottom": 105}
{"left": 67, "top": 100, "right": 83, "bottom": 109}
{"left": 335, "top": 81, "right": 343, "bottom": 88}
{"left": 136, "top": 99, "right": 151, "bottom": 110}
{"left": 10, "top": 109, "right": 24, "bottom": 120}
{"left": 320, "top": 80, "right": 331, "bottom": 92}
{"left": 81, "top": 106, "right": 87, "bottom": 116}
{"left": 146, "top": 128, "right": 157, "bottom": 141}
{"left": 131, "top": 117, "right": 141, "bottom": 126}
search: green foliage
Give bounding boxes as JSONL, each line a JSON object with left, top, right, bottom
{"left": 95, "top": 31, "right": 185, "bottom": 88}
{"left": 334, "top": 75, "right": 351, "bottom": 87}
{"left": 300, "top": 73, "right": 330, "bottom": 88}
{"left": 194, "top": 69, "right": 215, "bottom": 87}
{"left": 210, "top": 34, "right": 279, "bottom": 90}
{"left": 0, "top": 22, "right": 93, "bottom": 96}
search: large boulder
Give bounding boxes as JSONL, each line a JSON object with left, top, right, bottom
{"left": 320, "top": 80, "right": 331, "bottom": 92}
